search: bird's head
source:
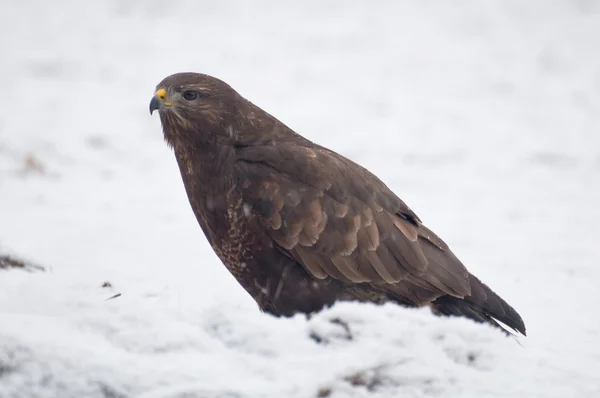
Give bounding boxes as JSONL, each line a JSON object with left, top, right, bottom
{"left": 150, "top": 72, "right": 242, "bottom": 148}
{"left": 150, "top": 72, "right": 297, "bottom": 150}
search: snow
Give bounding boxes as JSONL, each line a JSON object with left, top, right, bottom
{"left": 1, "top": 0, "right": 600, "bottom": 396}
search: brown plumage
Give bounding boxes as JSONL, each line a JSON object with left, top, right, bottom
{"left": 149, "top": 72, "right": 526, "bottom": 335}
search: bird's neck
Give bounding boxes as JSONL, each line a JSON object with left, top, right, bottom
{"left": 172, "top": 139, "right": 239, "bottom": 245}
{"left": 173, "top": 138, "right": 234, "bottom": 189}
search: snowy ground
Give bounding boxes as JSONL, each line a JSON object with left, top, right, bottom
{"left": 1, "top": 1, "right": 600, "bottom": 397}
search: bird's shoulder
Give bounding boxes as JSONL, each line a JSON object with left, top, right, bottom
{"left": 233, "top": 140, "right": 420, "bottom": 224}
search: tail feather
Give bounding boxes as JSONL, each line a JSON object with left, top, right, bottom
{"left": 432, "top": 274, "right": 526, "bottom": 335}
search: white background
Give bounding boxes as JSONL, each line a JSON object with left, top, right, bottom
{"left": 1, "top": 1, "right": 599, "bottom": 397}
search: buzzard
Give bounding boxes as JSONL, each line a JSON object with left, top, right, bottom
{"left": 149, "top": 72, "right": 526, "bottom": 335}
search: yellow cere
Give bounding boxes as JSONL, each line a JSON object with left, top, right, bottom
{"left": 155, "top": 88, "right": 167, "bottom": 100}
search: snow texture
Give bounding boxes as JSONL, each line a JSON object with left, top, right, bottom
{"left": 1, "top": 0, "right": 600, "bottom": 397}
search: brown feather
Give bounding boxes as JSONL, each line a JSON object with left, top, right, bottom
{"left": 151, "top": 72, "right": 527, "bottom": 336}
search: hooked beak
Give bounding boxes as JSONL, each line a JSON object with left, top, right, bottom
{"left": 149, "top": 96, "right": 162, "bottom": 115}
{"left": 149, "top": 88, "right": 167, "bottom": 115}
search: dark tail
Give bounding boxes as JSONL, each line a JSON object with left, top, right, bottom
{"left": 432, "top": 274, "right": 526, "bottom": 336}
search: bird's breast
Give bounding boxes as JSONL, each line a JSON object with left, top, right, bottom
{"left": 174, "top": 146, "right": 252, "bottom": 272}
{"left": 207, "top": 193, "right": 256, "bottom": 278}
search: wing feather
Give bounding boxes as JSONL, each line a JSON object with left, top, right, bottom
{"left": 234, "top": 143, "right": 471, "bottom": 300}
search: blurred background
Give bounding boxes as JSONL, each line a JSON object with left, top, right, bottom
{"left": 1, "top": 1, "right": 599, "bottom": 397}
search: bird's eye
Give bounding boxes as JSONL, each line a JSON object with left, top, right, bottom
{"left": 182, "top": 90, "right": 199, "bottom": 101}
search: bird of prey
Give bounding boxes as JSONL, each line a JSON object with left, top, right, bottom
{"left": 149, "top": 72, "right": 526, "bottom": 335}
